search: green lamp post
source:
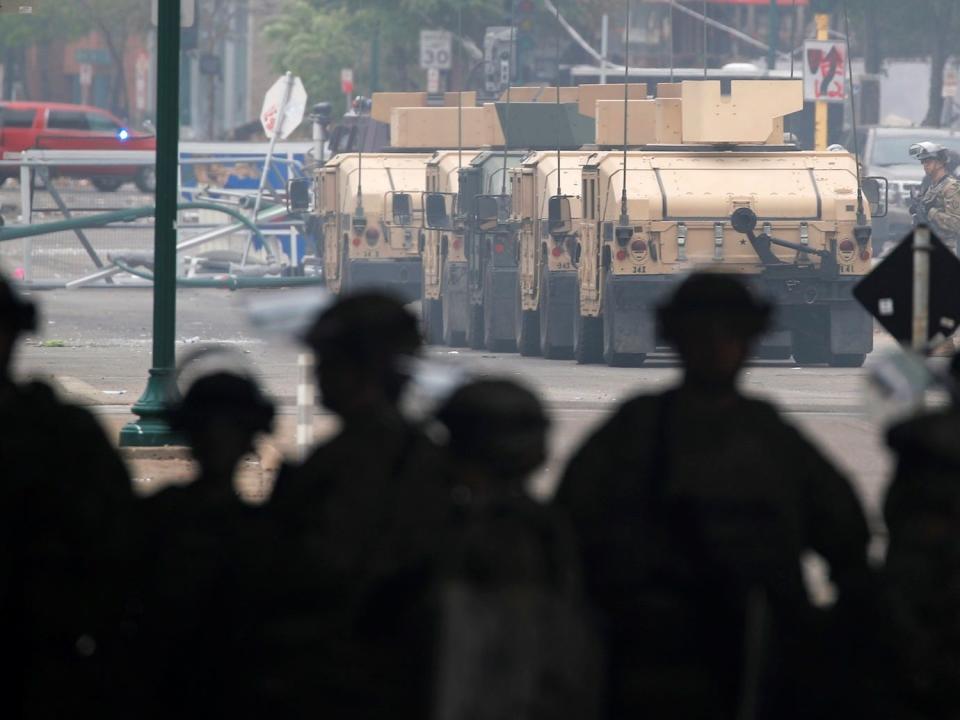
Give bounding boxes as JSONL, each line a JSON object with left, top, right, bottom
{"left": 120, "top": 0, "right": 182, "bottom": 447}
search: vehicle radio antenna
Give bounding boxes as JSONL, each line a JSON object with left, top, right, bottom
{"left": 702, "top": 0, "right": 708, "bottom": 79}
{"left": 555, "top": 0, "right": 562, "bottom": 197}
{"left": 668, "top": 1, "right": 675, "bottom": 83}
{"left": 790, "top": 0, "right": 797, "bottom": 79}
{"left": 458, "top": 3, "right": 463, "bottom": 173}
{"left": 842, "top": 0, "right": 866, "bottom": 226}
{"left": 501, "top": 0, "right": 516, "bottom": 197}
{"left": 618, "top": 0, "right": 631, "bottom": 231}
{"left": 355, "top": 98, "right": 364, "bottom": 225}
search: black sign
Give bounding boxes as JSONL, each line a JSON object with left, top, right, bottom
{"left": 853, "top": 228, "right": 960, "bottom": 346}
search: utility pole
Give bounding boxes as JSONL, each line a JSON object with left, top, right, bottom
{"left": 814, "top": 12, "right": 829, "bottom": 150}
{"left": 120, "top": 0, "right": 182, "bottom": 447}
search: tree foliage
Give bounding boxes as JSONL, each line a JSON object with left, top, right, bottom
{"left": 266, "top": 0, "right": 960, "bottom": 125}
{"left": 0, "top": 0, "right": 150, "bottom": 114}
{"left": 264, "top": 0, "right": 504, "bottom": 116}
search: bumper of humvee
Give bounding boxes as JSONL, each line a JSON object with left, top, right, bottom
{"left": 605, "top": 272, "right": 872, "bottom": 358}
{"left": 480, "top": 266, "right": 518, "bottom": 345}
{"left": 345, "top": 258, "right": 422, "bottom": 302}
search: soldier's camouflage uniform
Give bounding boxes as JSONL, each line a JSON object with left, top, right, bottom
{"left": 555, "top": 388, "right": 874, "bottom": 720}
{"left": 919, "top": 174, "right": 960, "bottom": 251}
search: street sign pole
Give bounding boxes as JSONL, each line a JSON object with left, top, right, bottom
{"left": 912, "top": 225, "right": 932, "bottom": 352}
{"left": 243, "top": 71, "right": 294, "bottom": 266}
{"left": 120, "top": 0, "right": 181, "bottom": 447}
{"left": 814, "top": 13, "right": 829, "bottom": 150}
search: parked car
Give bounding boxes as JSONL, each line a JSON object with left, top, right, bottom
{"left": 850, "top": 125, "right": 960, "bottom": 255}
{"left": 0, "top": 101, "right": 156, "bottom": 192}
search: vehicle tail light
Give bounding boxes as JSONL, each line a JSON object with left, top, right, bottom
{"left": 615, "top": 249, "right": 627, "bottom": 262}
{"left": 452, "top": 237, "right": 463, "bottom": 251}
{"left": 551, "top": 246, "right": 564, "bottom": 258}
{"left": 365, "top": 227, "right": 380, "bottom": 246}
{"left": 352, "top": 236, "right": 362, "bottom": 247}
{"left": 494, "top": 242, "right": 505, "bottom": 254}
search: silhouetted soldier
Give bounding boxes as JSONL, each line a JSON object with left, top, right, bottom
{"left": 433, "top": 379, "right": 599, "bottom": 720}
{"left": 260, "top": 291, "right": 448, "bottom": 717}
{"left": 555, "top": 272, "right": 871, "bottom": 720}
{"left": 882, "top": 353, "right": 960, "bottom": 717}
{"left": 0, "top": 273, "right": 133, "bottom": 718}
{"left": 136, "top": 371, "right": 275, "bottom": 719}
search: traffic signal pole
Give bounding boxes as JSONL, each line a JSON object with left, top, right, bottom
{"left": 120, "top": 0, "right": 181, "bottom": 446}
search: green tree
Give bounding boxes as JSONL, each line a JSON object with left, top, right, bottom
{"left": 264, "top": 0, "right": 502, "bottom": 116}
{"left": 0, "top": 0, "right": 150, "bottom": 115}
{"left": 813, "top": 0, "right": 960, "bottom": 127}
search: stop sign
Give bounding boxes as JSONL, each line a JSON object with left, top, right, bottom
{"left": 260, "top": 74, "right": 308, "bottom": 140}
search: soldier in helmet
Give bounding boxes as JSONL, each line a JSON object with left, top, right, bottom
{"left": 0, "top": 272, "right": 133, "bottom": 717}
{"left": 256, "top": 291, "right": 449, "bottom": 717}
{"left": 909, "top": 142, "right": 960, "bottom": 251}
{"left": 554, "top": 272, "right": 873, "bottom": 720}
{"left": 136, "top": 370, "right": 276, "bottom": 718}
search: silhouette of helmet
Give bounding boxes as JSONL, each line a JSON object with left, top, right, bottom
{"left": 302, "top": 291, "right": 421, "bottom": 364}
{"left": 910, "top": 141, "right": 949, "bottom": 163}
{"left": 167, "top": 371, "right": 275, "bottom": 435}
{"left": 436, "top": 379, "right": 549, "bottom": 480}
{"left": 0, "top": 272, "right": 37, "bottom": 333}
{"left": 657, "top": 272, "right": 771, "bottom": 343}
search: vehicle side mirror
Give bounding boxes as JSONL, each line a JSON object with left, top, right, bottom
{"left": 287, "top": 177, "right": 312, "bottom": 212}
{"left": 476, "top": 195, "right": 504, "bottom": 232}
{"left": 391, "top": 192, "right": 413, "bottom": 226}
{"left": 548, "top": 195, "right": 573, "bottom": 236}
{"left": 425, "top": 193, "right": 451, "bottom": 229}
{"left": 863, "top": 176, "right": 888, "bottom": 219}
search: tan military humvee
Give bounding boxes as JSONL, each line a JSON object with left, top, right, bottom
{"left": 421, "top": 149, "right": 480, "bottom": 345}
{"left": 512, "top": 150, "right": 596, "bottom": 358}
{"left": 317, "top": 152, "right": 433, "bottom": 299}
{"left": 567, "top": 79, "right": 881, "bottom": 367}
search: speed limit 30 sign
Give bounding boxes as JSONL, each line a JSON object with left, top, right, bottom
{"left": 420, "top": 30, "right": 452, "bottom": 70}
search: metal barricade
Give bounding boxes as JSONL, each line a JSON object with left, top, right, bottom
{"left": 0, "top": 142, "right": 313, "bottom": 285}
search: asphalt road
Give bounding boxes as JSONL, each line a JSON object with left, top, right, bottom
{"left": 10, "top": 286, "right": 900, "bottom": 526}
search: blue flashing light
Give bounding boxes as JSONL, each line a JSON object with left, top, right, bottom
{"left": 117, "top": 128, "right": 130, "bottom": 142}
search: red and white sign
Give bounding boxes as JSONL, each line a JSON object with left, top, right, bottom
{"left": 803, "top": 40, "right": 847, "bottom": 104}
{"left": 340, "top": 68, "right": 354, "bottom": 96}
{"left": 260, "top": 74, "right": 308, "bottom": 140}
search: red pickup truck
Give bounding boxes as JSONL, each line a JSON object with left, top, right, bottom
{"left": 0, "top": 101, "right": 156, "bottom": 192}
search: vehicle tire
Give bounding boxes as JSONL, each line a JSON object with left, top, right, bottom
{"left": 603, "top": 274, "right": 646, "bottom": 367}
{"left": 754, "top": 346, "right": 792, "bottom": 361}
{"left": 423, "top": 297, "right": 443, "bottom": 345}
{"left": 573, "top": 288, "right": 603, "bottom": 365}
{"left": 516, "top": 284, "right": 540, "bottom": 357}
{"left": 539, "top": 271, "right": 573, "bottom": 360}
{"left": 91, "top": 176, "right": 123, "bottom": 192}
{"left": 828, "top": 353, "right": 866, "bottom": 368}
{"left": 135, "top": 166, "right": 157, "bottom": 194}
{"left": 467, "top": 303, "right": 484, "bottom": 350}
{"left": 483, "top": 267, "right": 516, "bottom": 353}
{"left": 792, "top": 312, "right": 830, "bottom": 366}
